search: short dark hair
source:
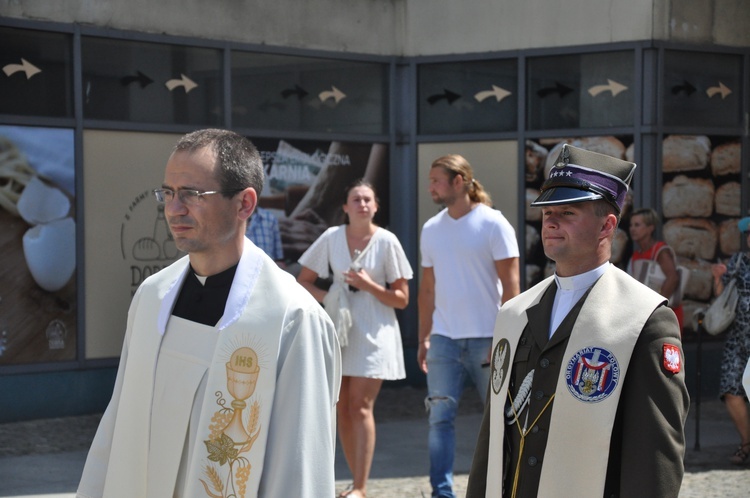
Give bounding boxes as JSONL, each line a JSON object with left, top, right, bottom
{"left": 174, "top": 129, "right": 264, "bottom": 197}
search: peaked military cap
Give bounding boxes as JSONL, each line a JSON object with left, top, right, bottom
{"left": 530, "top": 144, "right": 636, "bottom": 213}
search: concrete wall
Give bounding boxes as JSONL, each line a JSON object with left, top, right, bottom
{"left": 0, "top": 0, "right": 405, "bottom": 54}
{"left": 2, "top": 1, "right": 748, "bottom": 55}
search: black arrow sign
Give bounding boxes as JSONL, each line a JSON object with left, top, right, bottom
{"left": 120, "top": 71, "right": 154, "bottom": 88}
{"left": 281, "top": 84, "right": 309, "bottom": 100}
{"left": 427, "top": 89, "right": 461, "bottom": 105}
{"left": 537, "top": 82, "right": 573, "bottom": 98}
{"left": 671, "top": 80, "right": 696, "bottom": 96}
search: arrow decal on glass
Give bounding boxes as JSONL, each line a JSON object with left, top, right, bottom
{"left": 587, "top": 79, "right": 628, "bottom": 97}
{"left": 474, "top": 85, "right": 511, "bottom": 103}
{"left": 318, "top": 86, "right": 346, "bottom": 103}
{"left": 537, "top": 82, "right": 573, "bottom": 98}
{"left": 427, "top": 89, "right": 461, "bottom": 105}
{"left": 671, "top": 80, "right": 696, "bottom": 96}
{"left": 165, "top": 74, "right": 198, "bottom": 93}
{"left": 281, "top": 85, "right": 309, "bottom": 100}
{"left": 2, "top": 58, "right": 42, "bottom": 79}
{"left": 706, "top": 82, "right": 732, "bottom": 99}
{"left": 120, "top": 71, "right": 154, "bottom": 88}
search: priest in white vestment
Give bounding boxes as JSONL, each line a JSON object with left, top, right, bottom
{"left": 77, "top": 129, "right": 341, "bottom": 498}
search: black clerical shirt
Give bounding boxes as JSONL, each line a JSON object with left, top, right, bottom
{"left": 172, "top": 264, "right": 238, "bottom": 326}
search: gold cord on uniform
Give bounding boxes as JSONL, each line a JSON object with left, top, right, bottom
{"left": 506, "top": 390, "right": 556, "bottom": 498}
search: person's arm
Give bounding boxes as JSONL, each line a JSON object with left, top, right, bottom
{"left": 611, "top": 306, "right": 688, "bottom": 497}
{"left": 656, "top": 247, "right": 680, "bottom": 299}
{"left": 417, "top": 266, "right": 435, "bottom": 374}
{"left": 346, "top": 269, "right": 409, "bottom": 309}
{"left": 495, "top": 257, "right": 520, "bottom": 305}
{"left": 297, "top": 266, "right": 327, "bottom": 303}
{"left": 712, "top": 262, "right": 728, "bottom": 296}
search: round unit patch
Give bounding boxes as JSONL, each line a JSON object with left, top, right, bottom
{"left": 565, "top": 346, "right": 620, "bottom": 403}
{"left": 491, "top": 338, "right": 511, "bottom": 395}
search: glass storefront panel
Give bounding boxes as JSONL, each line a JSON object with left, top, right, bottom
{"left": 0, "top": 125, "right": 76, "bottom": 365}
{"left": 418, "top": 60, "right": 518, "bottom": 134}
{"left": 527, "top": 51, "right": 634, "bottom": 130}
{"left": 663, "top": 51, "right": 742, "bottom": 127}
{"left": 81, "top": 37, "right": 223, "bottom": 125}
{"left": 232, "top": 52, "right": 388, "bottom": 134}
{"left": 0, "top": 27, "right": 73, "bottom": 117}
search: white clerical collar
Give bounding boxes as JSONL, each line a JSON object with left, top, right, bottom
{"left": 554, "top": 262, "right": 609, "bottom": 291}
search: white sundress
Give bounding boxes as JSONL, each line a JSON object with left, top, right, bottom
{"left": 298, "top": 225, "right": 413, "bottom": 379}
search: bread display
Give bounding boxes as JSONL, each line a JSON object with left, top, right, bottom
{"left": 525, "top": 188, "right": 542, "bottom": 222}
{"left": 715, "top": 181, "right": 741, "bottom": 216}
{"left": 525, "top": 140, "right": 547, "bottom": 183}
{"left": 662, "top": 135, "right": 711, "bottom": 172}
{"left": 663, "top": 218, "right": 717, "bottom": 260}
{"left": 662, "top": 175, "right": 714, "bottom": 218}
{"left": 711, "top": 141, "right": 741, "bottom": 176}
{"left": 719, "top": 218, "right": 741, "bottom": 256}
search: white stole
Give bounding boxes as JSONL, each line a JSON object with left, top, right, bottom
{"left": 486, "top": 265, "right": 666, "bottom": 497}
{"left": 102, "top": 240, "right": 282, "bottom": 498}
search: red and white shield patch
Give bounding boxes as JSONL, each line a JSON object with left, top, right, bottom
{"left": 663, "top": 344, "right": 681, "bottom": 374}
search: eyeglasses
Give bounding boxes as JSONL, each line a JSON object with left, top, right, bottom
{"left": 153, "top": 188, "right": 243, "bottom": 205}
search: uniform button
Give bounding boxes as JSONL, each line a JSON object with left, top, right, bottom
{"left": 520, "top": 338, "right": 527, "bottom": 345}
{"left": 528, "top": 456, "right": 538, "bottom": 466}
{"left": 534, "top": 390, "right": 544, "bottom": 400}
{"left": 531, "top": 426, "right": 539, "bottom": 434}
{"left": 540, "top": 358, "right": 550, "bottom": 368}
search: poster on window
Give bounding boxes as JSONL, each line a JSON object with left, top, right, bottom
{"left": 250, "top": 138, "right": 390, "bottom": 274}
{"left": 0, "top": 125, "right": 76, "bottom": 365}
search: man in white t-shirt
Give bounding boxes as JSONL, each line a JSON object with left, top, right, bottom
{"left": 418, "top": 154, "right": 520, "bottom": 498}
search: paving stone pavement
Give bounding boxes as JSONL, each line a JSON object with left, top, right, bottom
{"left": 1, "top": 386, "right": 749, "bottom": 497}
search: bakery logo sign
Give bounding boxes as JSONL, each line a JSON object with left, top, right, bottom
{"left": 121, "top": 189, "right": 183, "bottom": 296}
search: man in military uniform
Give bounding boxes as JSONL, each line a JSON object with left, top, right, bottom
{"left": 467, "top": 144, "right": 689, "bottom": 498}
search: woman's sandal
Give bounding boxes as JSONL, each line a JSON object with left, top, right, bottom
{"left": 729, "top": 442, "right": 750, "bottom": 465}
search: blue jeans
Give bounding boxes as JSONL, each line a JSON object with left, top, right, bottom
{"left": 425, "top": 334, "right": 492, "bottom": 498}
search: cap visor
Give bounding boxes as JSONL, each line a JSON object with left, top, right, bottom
{"left": 530, "top": 187, "right": 603, "bottom": 207}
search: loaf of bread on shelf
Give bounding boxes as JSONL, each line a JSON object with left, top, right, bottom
{"left": 711, "top": 142, "right": 741, "bottom": 177}
{"left": 662, "top": 135, "right": 711, "bottom": 173}
{"left": 715, "top": 181, "right": 741, "bottom": 217}
{"left": 663, "top": 217, "right": 717, "bottom": 260}
{"left": 719, "top": 218, "right": 741, "bottom": 256}
{"left": 663, "top": 175, "right": 714, "bottom": 218}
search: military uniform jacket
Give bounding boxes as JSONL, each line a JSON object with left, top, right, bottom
{"left": 467, "top": 265, "right": 689, "bottom": 498}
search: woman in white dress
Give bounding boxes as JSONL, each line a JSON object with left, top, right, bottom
{"left": 298, "top": 179, "right": 413, "bottom": 498}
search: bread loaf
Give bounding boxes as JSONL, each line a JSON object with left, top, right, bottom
{"left": 662, "top": 175, "right": 714, "bottom": 218}
{"left": 663, "top": 218, "right": 717, "bottom": 260}
{"left": 711, "top": 142, "right": 741, "bottom": 176}
{"left": 526, "top": 188, "right": 542, "bottom": 222}
{"left": 526, "top": 223, "right": 540, "bottom": 259}
{"left": 681, "top": 257, "right": 713, "bottom": 302}
{"left": 662, "top": 135, "right": 711, "bottom": 172}
{"left": 719, "top": 218, "right": 741, "bottom": 256}
{"left": 525, "top": 140, "right": 548, "bottom": 183}
{"left": 715, "top": 182, "right": 741, "bottom": 216}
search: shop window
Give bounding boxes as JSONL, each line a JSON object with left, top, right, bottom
{"left": 232, "top": 52, "right": 388, "bottom": 134}
{"left": 663, "top": 51, "right": 742, "bottom": 127}
{"left": 660, "top": 134, "right": 742, "bottom": 336}
{"left": 0, "top": 27, "right": 73, "bottom": 117}
{"left": 81, "top": 37, "right": 222, "bottom": 125}
{"left": 527, "top": 51, "right": 634, "bottom": 130}
{"left": 0, "top": 125, "right": 76, "bottom": 365}
{"left": 418, "top": 60, "right": 517, "bottom": 134}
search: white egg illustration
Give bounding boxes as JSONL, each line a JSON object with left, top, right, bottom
{"left": 17, "top": 175, "right": 71, "bottom": 225}
{"left": 23, "top": 217, "right": 76, "bottom": 292}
